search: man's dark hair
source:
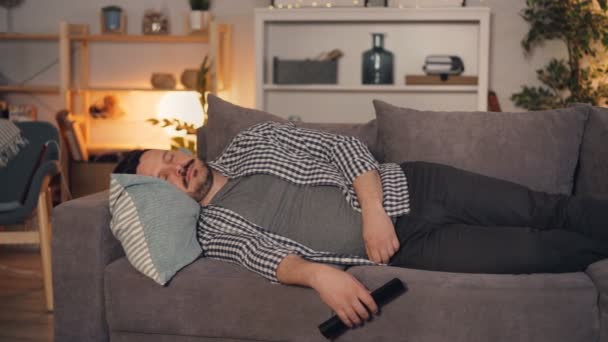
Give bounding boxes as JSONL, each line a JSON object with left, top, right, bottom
{"left": 113, "top": 149, "right": 150, "bottom": 174}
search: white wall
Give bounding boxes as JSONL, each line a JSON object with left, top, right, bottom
{"left": 0, "top": 0, "right": 565, "bottom": 128}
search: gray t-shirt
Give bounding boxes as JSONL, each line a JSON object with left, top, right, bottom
{"left": 210, "top": 174, "right": 366, "bottom": 257}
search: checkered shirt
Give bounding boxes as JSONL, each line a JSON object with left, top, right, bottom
{"left": 197, "top": 121, "right": 410, "bottom": 282}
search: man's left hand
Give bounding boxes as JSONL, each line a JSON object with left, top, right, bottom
{"left": 362, "top": 208, "right": 400, "bottom": 264}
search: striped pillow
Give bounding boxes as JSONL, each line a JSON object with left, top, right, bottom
{"left": 109, "top": 174, "right": 202, "bottom": 285}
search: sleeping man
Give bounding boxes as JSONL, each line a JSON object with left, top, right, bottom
{"left": 113, "top": 121, "right": 608, "bottom": 328}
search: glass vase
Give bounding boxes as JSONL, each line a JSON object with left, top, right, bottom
{"left": 362, "top": 33, "right": 394, "bottom": 85}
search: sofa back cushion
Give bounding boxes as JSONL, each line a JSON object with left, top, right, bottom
{"left": 373, "top": 100, "right": 589, "bottom": 194}
{"left": 574, "top": 105, "right": 608, "bottom": 198}
{"left": 198, "top": 94, "right": 381, "bottom": 162}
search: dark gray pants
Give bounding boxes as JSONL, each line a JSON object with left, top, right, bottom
{"left": 389, "top": 162, "right": 608, "bottom": 274}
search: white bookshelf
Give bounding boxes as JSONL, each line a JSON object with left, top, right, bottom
{"left": 255, "top": 7, "right": 490, "bottom": 122}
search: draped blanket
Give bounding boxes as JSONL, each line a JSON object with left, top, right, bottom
{"left": 0, "top": 119, "right": 28, "bottom": 168}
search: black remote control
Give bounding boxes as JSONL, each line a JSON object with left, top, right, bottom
{"left": 318, "top": 278, "right": 407, "bottom": 340}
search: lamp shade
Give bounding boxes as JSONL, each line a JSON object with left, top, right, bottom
{"left": 156, "top": 91, "right": 204, "bottom": 137}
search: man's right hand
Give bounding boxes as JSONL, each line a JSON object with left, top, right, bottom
{"left": 310, "top": 265, "right": 378, "bottom": 328}
{"left": 276, "top": 254, "right": 378, "bottom": 328}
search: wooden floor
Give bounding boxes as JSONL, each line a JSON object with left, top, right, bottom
{"left": 0, "top": 247, "right": 53, "bottom": 342}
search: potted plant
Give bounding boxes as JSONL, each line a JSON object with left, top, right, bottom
{"left": 189, "top": 0, "right": 211, "bottom": 34}
{"left": 511, "top": 0, "right": 608, "bottom": 110}
{"left": 0, "top": 0, "right": 25, "bottom": 32}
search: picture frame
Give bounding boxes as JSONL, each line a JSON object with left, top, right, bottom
{"left": 365, "top": 0, "right": 388, "bottom": 7}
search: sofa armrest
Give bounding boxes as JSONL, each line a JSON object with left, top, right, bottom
{"left": 52, "top": 191, "right": 124, "bottom": 342}
{"left": 586, "top": 259, "right": 608, "bottom": 342}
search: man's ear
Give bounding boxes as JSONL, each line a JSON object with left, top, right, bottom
{"left": 178, "top": 147, "right": 194, "bottom": 156}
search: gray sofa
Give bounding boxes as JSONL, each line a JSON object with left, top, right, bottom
{"left": 53, "top": 98, "right": 608, "bottom": 342}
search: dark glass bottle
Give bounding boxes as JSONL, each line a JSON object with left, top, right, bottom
{"left": 362, "top": 33, "right": 394, "bottom": 85}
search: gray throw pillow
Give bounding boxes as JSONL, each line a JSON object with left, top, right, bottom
{"left": 109, "top": 174, "right": 202, "bottom": 285}
{"left": 573, "top": 105, "right": 608, "bottom": 197}
{"left": 373, "top": 100, "right": 589, "bottom": 194}
{"left": 200, "top": 94, "right": 381, "bottom": 162}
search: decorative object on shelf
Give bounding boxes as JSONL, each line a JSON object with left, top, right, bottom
{"left": 271, "top": 0, "right": 363, "bottom": 8}
{"left": 362, "top": 33, "right": 393, "bottom": 84}
{"left": 148, "top": 92, "right": 204, "bottom": 153}
{"left": 511, "top": 0, "right": 608, "bottom": 110}
{"left": 422, "top": 55, "right": 465, "bottom": 81}
{"left": 89, "top": 95, "right": 124, "bottom": 120}
{"left": 8, "top": 104, "right": 37, "bottom": 121}
{"left": 180, "top": 69, "right": 199, "bottom": 89}
{"left": 365, "top": 0, "right": 387, "bottom": 7}
{"left": 273, "top": 49, "right": 342, "bottom": 84}
{"left": 0, "top": 0, "right": 24, "bottom": 33}
{"left": 388, "top": 0, "right": 464, "bottom": 8}
{"left": 142, "top": 9, "right": 170, "bottom": 35}
{"left": 101, "top": 6, "right": 126, "bottom": 34}
{"left": 189, "top": 0, "right": 211, "bottom": 34}
{"left": 151, "top": 73, "right": 177, "bottom": 89}
{"left": 406, "top": 75, "right": 477, "bottom": 85}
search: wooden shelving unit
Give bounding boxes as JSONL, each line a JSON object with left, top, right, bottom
{"left": 0, "top": 85, "right": 60, "bottom": 94}
{"left": 262, "top": 84, "right": 478, "bottom": 93}
{"left": 71, "top": 87, "right": 201, "bottom": 93}
{"left": 71, "top": 34, "right": 209, "bottom": 43}
{"left": 61, "top": 21, "right": 232, "bottom": 147}
{"left": 0, "top": 33, "right": 59, "bottom": 41}
{"left": 255, "top": 7, "right": 490, "bottom": 122}
{"left": 1, "top": 22, "right": 232, "bottom": 200}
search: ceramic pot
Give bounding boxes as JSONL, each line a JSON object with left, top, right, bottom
{"left": 189, "top": 10, "right": 211, "bottom": 33}
{"left": 180, "top": 69, "right": 199, "bottom": 89}
{"left": 151, "top": 73, "right": 176, "bottom": 89}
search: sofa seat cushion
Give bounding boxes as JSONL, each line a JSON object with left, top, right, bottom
{"left": 345, "top": 266, "right": 599, "bottom": 342}
{"left": 104, "top": 257, "right": 331, "bottom": 342}
{"left": 106, "top": 256, "right": 600, "bottom": 342}
{"left": 374, "top": 100, "right": 589, "bottom": 194}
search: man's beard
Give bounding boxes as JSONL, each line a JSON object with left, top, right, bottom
{"left": 188, "top": 159, "right": 214, "bottom": 202}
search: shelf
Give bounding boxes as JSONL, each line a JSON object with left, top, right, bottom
{"left": 0, "top": 85, "right": 60, "bottom": 94}
{"left": 71, "top": 34, "right": 208, "bottom": 43}
{"left": 262, "top": 84, "right": 478, "bottom": 93}
{"left": 71, "top": 87, "right": 200, "bottom": 93}
{"left": 0, "top": 33, "right": 58, "bottom": 41}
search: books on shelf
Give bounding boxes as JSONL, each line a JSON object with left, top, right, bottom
{"left": 405, "top": 74, "right": 478, "bottom": 85}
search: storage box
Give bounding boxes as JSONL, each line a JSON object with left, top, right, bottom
{"left": 273, "top": 57, "right": 338, "bottom": 84}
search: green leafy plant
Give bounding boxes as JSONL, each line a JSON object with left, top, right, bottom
{"left": 197, "top": 55, "right": 212, "bottom": 108}
{"left": 146, "top": 118, "right": 197, "bottom": 153}
{"left": 511, "top": 0, "right": 608, "bottom": 110}
{"left": 189, "top": 0, "right": 210, "bottom": 11}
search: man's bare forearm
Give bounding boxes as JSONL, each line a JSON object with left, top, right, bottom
{"left": 276, "top": 254, "right": 327, "bottom": 287}
{"left": 353, "top": 170, "right": 384, "bottom": 212}
{"left": 353, "top": 170, "right": 400, "bottom": 264}
{"left": 276, "top": 254, "right": 379, "bottom": 328}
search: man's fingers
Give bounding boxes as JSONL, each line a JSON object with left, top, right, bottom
{"left": 352, "top": 299, "right": 370, "bottom": 321}
{"left": 358, "top": 289, "right": 379, "bottom": 315}
{"left": 337, "top": 310, "right": 354, "bottom": 328}
{"left": 371, "top": 250, "right": 381, "bottom": 263}
{"left": 392, "top": 238, "right": 400, "bottom": 252}
{"left": 344, "top": 307, "right": 362, "bottom": 326}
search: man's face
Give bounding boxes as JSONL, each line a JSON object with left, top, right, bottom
{"left": 136, "top": 149, "right": 213, "bottom": 202}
